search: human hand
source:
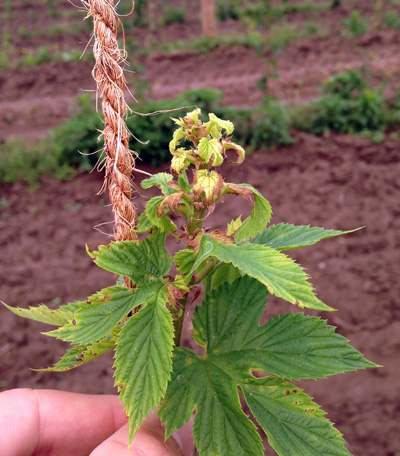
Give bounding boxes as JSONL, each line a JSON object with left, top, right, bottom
{"left": 0, "top": 388, "right": 194, "bottom": 455}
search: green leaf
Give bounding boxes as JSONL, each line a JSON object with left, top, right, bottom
{"left": 145, "top": 197, "right": 177, "bottom": 233}
{"left": 234, "top": 184, "right": 272, "bottom": 243}
{"left": 141, "top": 173, "right": 175, "bottom": 195}
{"left": 226, "top": 215, "right": 242, "bottom": 236}
{"left": 159, "top": 348, "right": 263, "bottom": 456}
{"left": 193, "top": 276, "right": 268, "bottom": 352}
{"left": 1, "top": 301, "right": 77, "bottom": 326}
{"left": 160, "top": 276, "right": 375, "bottom": 455}
{"left": 114, "top": 284, "right": 174, "bottom": 443}
{"left": 198, "top": 137, "right": 223, "bottom": 166}
{"left": 253, "top": 223, "right": 362, "bottom": 250}
{"left": 45, "top": 285, "right": 158, "bottom": 345}
{"left": 34, "top": 336, "right": 116, "bottom": 372}
{"left": 136, "top": 212, "right": 152, "bottom": 233}
{"left": 195, "top": 280, "right": 376, "bottom": 379}
{"left": 177, "top": 170, "right": 191, "bottom": 192}
{"left": 208, "top": 263, "right": 242, "bottom": 290}
{"left": 88, "top": 231, "right": 172, "bottom": 286}
{"left": 193, "top": 235, "right": 333, "bottom": 311}
{"left": 174, "top": 248, "right": 198, "bottom": 276}
{"left": 242, "top": 377, "right": 352, "bottom": 456}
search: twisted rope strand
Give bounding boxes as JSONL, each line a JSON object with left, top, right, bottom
{"left": 85, "top": 0, "right": 137, "bottom": 245}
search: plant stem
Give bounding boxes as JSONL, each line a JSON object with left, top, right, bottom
{"left": 173, "top": 297, "right": 188, "bottom": 346}
{"left": 188, "top": 207, "right": 206, "bottom": 236}
{"left": 193, "top": 258, "right": 217, "bottom": 284}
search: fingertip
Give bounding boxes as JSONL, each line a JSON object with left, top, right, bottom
{"left": 91, "top": 418, "right": 184, "bottom": 456}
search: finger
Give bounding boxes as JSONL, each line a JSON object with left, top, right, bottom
{"left": 91, "top": 411, "right": 185, "bottom": 456}
{"left": 0, "top": 388, "right": 128, "bottom": 456}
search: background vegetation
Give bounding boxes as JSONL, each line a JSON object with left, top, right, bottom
{"left": 1, "top": 0, "right": 400, "bottom": 185}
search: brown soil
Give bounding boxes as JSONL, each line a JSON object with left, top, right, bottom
{"left": 1, "top": 2, "right": 400, "bottom": 455}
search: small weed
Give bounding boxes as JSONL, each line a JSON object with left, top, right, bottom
{"left": 43, "top": 0, "right": 60, "bottom": 18}
{"left": 322, "top": 68, "right": 367, "bottom": 99}
{"left": 0, "top": 52, "right": 9, "bottom": 70}
{"left": 269, "top": 23, "right": 298, "bottom": 53}
{"left": 163, "top": 33, "right": 264, "bottom": 54}
{"left": 275, "top": 0, "right": 331, "bottom": 15}
{"left": 342, "top": 10, "right": 368, "bottom": 37}
{"left": 160, "top": 6, "right": 186, "bottom": 26}
{"left": 0, "top": 198, "right": 8, "bottom": 209}
{"left": 4, "top": 0, "right": 12, "bottom": 16}
{"left": 359, "top": 129, "right": 385, "bottom": 143}
{"left": 0, "top": 139, "right": 73, "bottom": 187}
{"left": 383, "top": 10, "right": 400, "bottom": 29}
{"left": 17, "top": 26, "right": 31, "bottom": 39}
{"left": 292, "top": 69, "right": 387, "bottom": 135}
{"left": 216, "top": 0, "right": 240, "bottom": 21}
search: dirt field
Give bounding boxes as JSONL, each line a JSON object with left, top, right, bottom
{"left": 0, "top": 1, "right": 399, "bottom": 455}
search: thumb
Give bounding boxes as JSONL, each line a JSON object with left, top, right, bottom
{"left": 90, "top": 412, "right": 187, "bottom": 456}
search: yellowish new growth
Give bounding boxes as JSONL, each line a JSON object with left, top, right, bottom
{"left": 84, "top": 0, "right": 137, "bottom": 246}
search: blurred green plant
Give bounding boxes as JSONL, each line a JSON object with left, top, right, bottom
{"left": 0, "top": 52, "right": 9, "bottom": 69}
{"left": 0, "top": 89, "right": 294, "bottom": 186}
{"left": 269, "top": 22, "right": 297, "bottom": 53}
{"left": 342, "top": 10, "right": 368, "bottom": 37}
{"left": 216, "top": 0, "right": 241, "bottom": 21}
{"left": 43, "top": 0, "right": 59, "bottom": 18}
{"left": 292, "top": 69, "right": 387, "bottom": 135}
{"left": 162, "top": 33, "right": 265, "bottom": 54}
{"left": 160, "top": 6, "right": 186, "bottom": 26}
{"left": 274, "top": 0, "right": 331, "bottom": 16}
{"left": 322, "top": 68, "right": 367, "bottom": 99}
{"left": 383, "top": 10, "right": 400, "bottom": 29}
{"left": 0, "top": 139, "right": 72, "bottom": 188}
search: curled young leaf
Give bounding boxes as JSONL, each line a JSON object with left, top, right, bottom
{"left": 157, "top": 192, "right": 184, "bottom": 220}
{"left": 226, "top": 216, "right": 242, "bottom": 237}
{"left": 169, "top": 128, "right": 187, "bottom": 153}
{"left": 198, "top": 137, "right": 224, "bottom": 167}
{"left": 146, "top": 197, "right": 177, "bottom": 233}
{"left": 226, "top": 183, "right": 272, "bottom": 242}
{"left": 183, "top": 108, "right": 201, "bottom": 126}
{"left": 170, "top": 116, "right": 185, "bottom": 128}
{"left": 171, "top": 148, "right": 190, "bottom": 174}
{"left": 204, "top": 113, "right": 234, "bottom": 139}
{"left": 193, "top": 170, "right": 224, "bottom": 204}
{"left": 141, "top": 173, "right": 175, "bottom": 196}
{"left": 222, "top": 139, "right": 245, "bottom": 165}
